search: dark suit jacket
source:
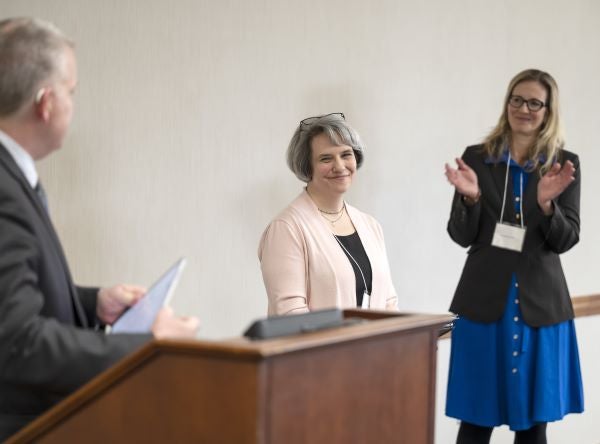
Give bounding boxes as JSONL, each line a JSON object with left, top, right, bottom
{"left": 0, "top": 144, "right": 150, "bottom": 439}
{"left": 447, "top": 144, "right": 580, "bottom": 327}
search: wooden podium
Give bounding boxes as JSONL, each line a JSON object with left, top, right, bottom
{"left": 8, "top": 310, "right": 452, "bottom": 444}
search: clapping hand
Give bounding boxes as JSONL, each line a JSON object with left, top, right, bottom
{"left": 445, "top": 158, "right": 480, "bottom": 200}
{"left": 537, "top": 160, "right": 576, "bottom": 215}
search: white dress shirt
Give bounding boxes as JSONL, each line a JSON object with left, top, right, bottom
{"left": 0, "top": 129, "right": 38, "bottom": 188}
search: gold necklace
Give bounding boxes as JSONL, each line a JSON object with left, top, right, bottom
{"left": 318, "top": 205, "right": 344, "bottom": 215}
{"left": 305, "top": 187, "right": 345, "bottom": 224}
{"left": 319, "top": 204, "right": 345, "bottom": 225}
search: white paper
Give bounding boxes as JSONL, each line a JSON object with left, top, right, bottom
{"left": 110, "top": 258, "right": 186, "bottom": 334}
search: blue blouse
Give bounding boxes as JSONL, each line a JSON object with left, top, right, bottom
{"left": 445, "top": 153, "right": 584, "bottom": 430}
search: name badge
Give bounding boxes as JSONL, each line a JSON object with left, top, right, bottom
{"left": 491, "top": 222, "right": 526, "bottom": 252}
{"left": 361, "top": 292, "right": 371, "bottom": 309}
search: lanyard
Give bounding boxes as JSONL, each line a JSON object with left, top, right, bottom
{"left": 334, "top": 234, "right": 370, "bottom": 296}
{"left": 499, "top": 151, "right": 525, "bottom": 228}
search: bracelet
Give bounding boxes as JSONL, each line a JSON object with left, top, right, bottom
{"left": 461, "top": 189, "right": 481, "bottom": 206}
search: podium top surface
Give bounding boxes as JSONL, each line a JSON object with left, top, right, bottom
{"left": 152, "top": 310, "right": 454, "bottom": 359}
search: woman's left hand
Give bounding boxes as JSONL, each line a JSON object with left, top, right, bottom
{"left": 537, "top": 160, "right": 576, "bottom": 215}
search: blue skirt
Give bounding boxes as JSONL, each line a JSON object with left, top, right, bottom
{"left": 446, "top": 274, "right": 584, "bottom": 431}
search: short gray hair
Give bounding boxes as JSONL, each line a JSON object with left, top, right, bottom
{"left": 0, "top": 17, "right": 74, "bottom": 117}
{"left": 286, "top": 113, "right": 365, "bottom": 182}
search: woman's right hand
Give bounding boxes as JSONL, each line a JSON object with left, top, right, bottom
{"left": 445, "top": 157, "right": 480, "bottom": 200}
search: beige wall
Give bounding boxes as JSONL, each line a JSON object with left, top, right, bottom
{"left": 3, "top": 1, "right": 599, "bottom": 442}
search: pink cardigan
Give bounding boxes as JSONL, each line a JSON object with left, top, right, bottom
{"left": 258, "top": 190, "right": 398, "bottom": 315}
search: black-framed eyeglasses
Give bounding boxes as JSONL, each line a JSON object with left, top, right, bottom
{"left": 300, "top": 112, "right": 345, "bottom": 127}
{"left": 508, "top": 95, "right": 546, "bottom": 112}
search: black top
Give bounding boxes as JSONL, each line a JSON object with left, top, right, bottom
{"left": 334, "top": 231, "right": 372, "bottom": 307}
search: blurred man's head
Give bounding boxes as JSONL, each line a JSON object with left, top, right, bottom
{"left": 0, "top": 17, "right": 77, "bottom": 159}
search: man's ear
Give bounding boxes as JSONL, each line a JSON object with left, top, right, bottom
{"left": 34, "top": 88, "right": 53, "bottom": 122}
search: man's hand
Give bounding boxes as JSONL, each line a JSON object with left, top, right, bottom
{"left": 152, "top": 306, "right": 200, "bottom": 339}
{"left": 97, "top": 284, "right": 146, "bottom": 325}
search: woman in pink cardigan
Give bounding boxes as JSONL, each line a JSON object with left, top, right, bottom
{"left": 258, "top": 113, "right": 398, "bottom": 315}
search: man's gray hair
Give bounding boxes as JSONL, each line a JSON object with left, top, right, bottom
{"left": 286, "top": 113, "right": 365, "bottom": 183}
{"left": 0, "top": 17, "right": 73, "bottom": 117}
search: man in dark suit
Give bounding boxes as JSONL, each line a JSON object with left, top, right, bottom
{"left": 0, "top": 17, "right": 199, "bottom": 440}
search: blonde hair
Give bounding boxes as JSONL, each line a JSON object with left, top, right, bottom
{"left": 482, "top": 69, "right": 564, "bottom": 173}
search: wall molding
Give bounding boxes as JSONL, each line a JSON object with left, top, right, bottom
{"left": 438, "top": 294, "right": 600, "bottom": 340}
{"left": 573, "top": 294, "right": 600, "bottom": 318}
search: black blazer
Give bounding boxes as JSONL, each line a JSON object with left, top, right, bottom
{"left": 0, "top": 144, "right": 150, "bottom": 439}
{"left": 447, "top": 144, "right": 580, "bottom": 327}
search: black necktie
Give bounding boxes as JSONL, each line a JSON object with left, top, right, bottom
{"left": 35, "top": 181, "right": 49, "bottom": 214}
